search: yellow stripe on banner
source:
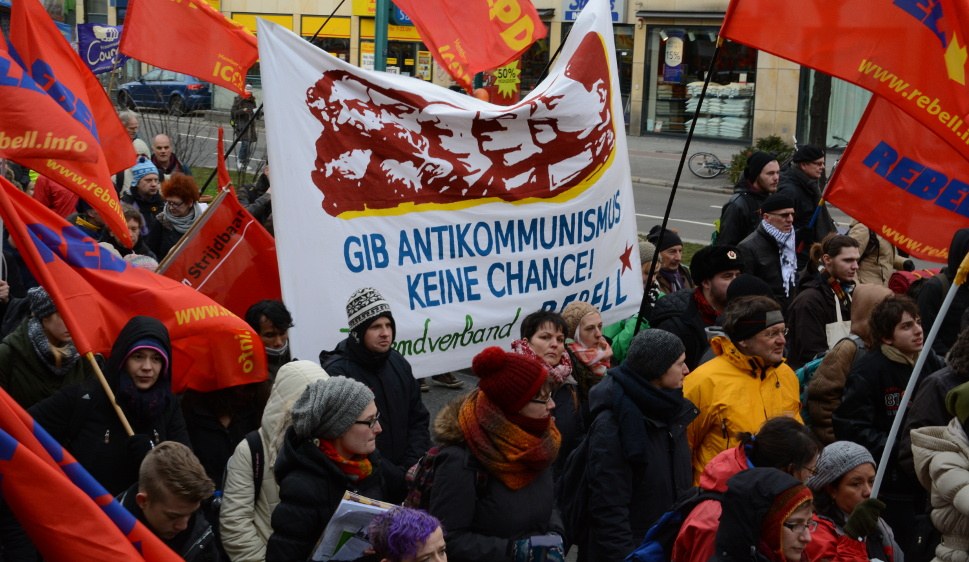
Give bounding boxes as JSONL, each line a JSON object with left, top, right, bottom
{"left": 300, "top": 16, "right": 351, "bottom": 38}
{"left": 360, "top": 18, "right": 421, "bottom": 41}
{"left": 232, "top": 13, "right": 293, "bottom": 33}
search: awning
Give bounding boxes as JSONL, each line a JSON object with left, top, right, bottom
{"left": 635, "top": 10, "right": 725, "bottom": 20}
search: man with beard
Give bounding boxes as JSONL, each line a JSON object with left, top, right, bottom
{"left": 717, "top": 151, "right": 780, "bottom": 246}
{"left": 318, "top": 288, "right": 430, "bottom": 503}
{"left": 245, "top": 300, "right": 294, "bottom": 382}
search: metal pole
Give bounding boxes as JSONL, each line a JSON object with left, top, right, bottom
{"left": 375, "top": 0, "right": 389, "bottom": 72}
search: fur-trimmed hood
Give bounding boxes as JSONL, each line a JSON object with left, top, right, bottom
{"left": 433, "top": 395, "right": 468, "bottom": 446}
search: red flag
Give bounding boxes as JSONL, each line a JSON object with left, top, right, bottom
{"left": 10, "top": 0, "right": 135, "bottom": 173}
{"left": 0, "top": 32, "right": 100, "bottom": 164}
{"left": 392, "top": 0, "right": 546, "bottom": 91}
{"left": 216, "top": 127, "right": 233, "bottom": 190}
{"left": 0, "top": 176, "right": 268, "bottom": 393}
{"left": 158, "top": 189, "right": 281, "bottom": 318}
{"left": 119, "top": 0, "right": 258, "bottom": 95}
{"left": 720, "top": 0, "right": 969, "bottom": 160}
{"left": 0, "top": 388, "right": 181, "bottom": 561}
{"left": 6, "top": 0, "right": 134, "bottom": 248}
{"left": 825, "top": 96, "right": 969, "bottom": 263}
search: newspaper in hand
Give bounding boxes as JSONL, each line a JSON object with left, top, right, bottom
{"left": 310, "top": 491, "right": 395, "bottom": 561}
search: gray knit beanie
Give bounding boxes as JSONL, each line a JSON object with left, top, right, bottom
{"left": 807, "top": 441, "right": 875, "bottom": 491}
{"left": 27, "top": 286, "right": 56, "bottom": 319}
{"left": 290, "top": 376, "right": 375, "bottom": 440}
{"left": 624, "top": 329, "right": 685, "bottom": 380}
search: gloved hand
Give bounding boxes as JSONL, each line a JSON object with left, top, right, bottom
{"left": 844, "top": 497, "right": 886, "bottom": 539}
{"left": 903, "top": 259, "right": 915, "bottom": 272}
{"left": 126, "top": 433, "right": 155, "bottom": 460}
{"left": 509, "top": 534, "right": 564, "bottom": 562}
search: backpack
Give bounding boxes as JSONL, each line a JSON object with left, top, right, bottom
{"left": 404, "top": 446, "right": 487, "bottom": 510}
{"left": 555, "top": 430, "right": 592, "bottom": 547}
{"left": 888, "top": 268, "right": 945, "bottom": 299}
{"left": 211, "top": 430, "right": 265, "bottom": 532}
{"left": 624, "top": 487, "right": 724, "bottom": 562}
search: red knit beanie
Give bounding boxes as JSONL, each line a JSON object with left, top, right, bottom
{"left": 761, "top": 484, "right": 813, "bottom": 557}
{"left": 472, "top": 346, "right": 548, "bottom": 414}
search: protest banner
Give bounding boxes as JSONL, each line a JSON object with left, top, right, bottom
{"left": 259, "top": 0, "right": 641, "bottom": 373}
{"left": 76, "top": 24, "right": 127, "bottom": 75}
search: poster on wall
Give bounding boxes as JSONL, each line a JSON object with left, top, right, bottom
{"left": 258, "top": 0, "right": 641, "bottom": 374}
{"left": 662, "top": 30, "right": 685, "bottom": 83}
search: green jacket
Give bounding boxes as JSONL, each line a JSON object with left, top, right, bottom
{"left": 0, "top": 319, "right": 93, "bottom": 409}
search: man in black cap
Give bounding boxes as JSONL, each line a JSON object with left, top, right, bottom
{"left": 318, "top": 287, "right": 431, "bottom": 503}
{"left": 778, "top": 144, "right": 837, "bottom": 268}
{"left": 651, "top": 245, "right": 745, "bottom": 370}
{"left": 738, "top": 193, "right": 799, "bottom": 313}
{"left": 647, "top": 225, "right": 694, "bottom": 295}
{"left": 717, "top": 151, "right": 780, "bottom": 246}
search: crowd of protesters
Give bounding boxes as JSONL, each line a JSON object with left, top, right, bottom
{"left": 3, "top": 141, "right": 969, "bottom": 562}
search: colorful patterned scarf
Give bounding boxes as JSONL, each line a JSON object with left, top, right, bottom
{"left": 318, "top": 439, "right": 373, "bottom": 482}
{"left": 458, "top": 390, "right": 561, "bottom": 490}
{"left": 510, "top": 338, "right": 574, "bottom": 385}
{"left": 693, "top": 287, "right": 720, "bottom": 324}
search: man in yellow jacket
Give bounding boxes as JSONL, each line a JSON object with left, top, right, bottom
{"left": 684, "top": 295, "right": 802, "bottom": 483}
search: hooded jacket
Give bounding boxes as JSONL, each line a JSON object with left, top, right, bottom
{"left": 714, "top": 468, "right": 806, "bottom": 562}
{"left": 582, "top": 371, "right": 697, "bottom": 561}
{"left": 919, "top": 228, "right": 969, "bottom": 355}
{"left": 220, "top": 361, "right": 330, "bottom": 562}
{"left": 266, "top": 426, "right": 386, "bottom": 562}
{"left": 426, "top": 399, "right": 563, "bottom": 562}
{"left": 684, "top": 337, "right": 802, "bottom": 484}
{"left": 911, "top": 418, "right": 969, "bottom": 562}
{"left": 29, "top": 316, "right": 190, "bottom": 495}
{"left": 806, "top": 284, "right": 891, "bottom": 444}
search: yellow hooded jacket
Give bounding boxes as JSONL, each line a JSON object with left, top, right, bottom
{"left": 683, "top": 336, "right": 802, "bottom": 484}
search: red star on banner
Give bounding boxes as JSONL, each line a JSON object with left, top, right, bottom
{"left": 619, "top": 243, "right": 633, "bottom": 273}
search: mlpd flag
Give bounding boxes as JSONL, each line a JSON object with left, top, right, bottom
{"left": 120, "top": 0, "right": 258, "bottom": 95}
{"left": 719, "top": 0, "right": 969, "bottom": 160}
{"left": 392, "top": 0, "right": 546, "bottom": 91}
{"left": 158, "top": 188, "right": 281, "bottom": 319}
{"left": 8, "top": 0, "right": 135, "bottom": 247}
{"left": 0, "top": 388, "right": 182, "bottom": 561}
{"left": 825, "top": 95, "right": 969, "bottom": 263}
{"left": 0, "top": 176, "right": 268, "bottom": 393}
{"left": 0, "top": 30, "right": 101, "bottom": 164}
{"left": 258, "top": 0, "right": 641, "bottom": 374}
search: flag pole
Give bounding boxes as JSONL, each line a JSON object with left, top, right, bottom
{"left": 871, "top": 249, "right": 969, "bottom": 497}
{"left": 633, "top": 36, "right": 724, "bottom": 335}
{"left": 86, "top": 352, "right": 135, "bottom": 437}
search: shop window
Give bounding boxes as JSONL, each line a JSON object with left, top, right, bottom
{"left": 309, "top": 37, "right": 350, "bottom": 64}
{"left": 799, "top": 71, "right": 870, "bottom": 147}
{"left": 643, "top": 27, "right": 757, "bottom": 141}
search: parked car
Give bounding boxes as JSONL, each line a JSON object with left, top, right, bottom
{"left": 117, "top": 69, "right": 211, "bottom": 115}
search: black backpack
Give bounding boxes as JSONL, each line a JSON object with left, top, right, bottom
{"left": 625, "top": 487, "right": 724, "bottom": 562}
{"left": 404, "top": 446, "right": 487, "bottom": 510}
{"left": 555, "top": 432, "right": 592, "bottom": 547}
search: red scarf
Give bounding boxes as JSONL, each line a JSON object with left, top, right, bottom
{"left": 458, "top": 390, "right": 561, "bottom": 490}
{"left": 693, "top": 287, "right": 719, "bottom": 325}
{"left": 318, "top": 439, "right": 373, "bottom": 482}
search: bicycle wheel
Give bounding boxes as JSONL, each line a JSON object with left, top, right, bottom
{"left": 688, "top": 152, "right": 722, "bottom": 179}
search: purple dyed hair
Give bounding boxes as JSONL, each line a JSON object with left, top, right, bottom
{"left": 367, "top": 506, "right": 442, "bottom": 561}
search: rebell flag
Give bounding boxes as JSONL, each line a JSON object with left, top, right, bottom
{"left": 258, "top": 0, "right": 641, "bottom": 374}
{"left": 825, "top": 95, "right": 969, "bottom": 263}
{"left": 8, "top": 0, "right": 135, "bottom": 247}
{"left": 392, "top": 0, "right": 546, "bottom": 91}
{"left": 120, "top": 0, "right": 258, "bottom": 95}
{"left": 76, "top": 23, "right": 128, "bottom": 75}
{"left": 720, "top": 0, "right": 969, "bottom": 160}
{"left": 158, "top": 188, "right": 281, "bottom": 319}
{"left": 0, "top": 177, "right": 268, "bottom": 393}
{"left": 0, "top": 388, "right": 181, "bottom": 561}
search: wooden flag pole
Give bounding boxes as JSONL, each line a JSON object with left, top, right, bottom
{"left": 85, "top": 352, "right": 135, "bottom": 437}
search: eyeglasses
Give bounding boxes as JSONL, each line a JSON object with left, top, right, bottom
{"left": 165, "top": 200, "right": 187, "bottom": 210}
{"left": 353, "top": 411, "right": 381, "bottom": 429}
{"left": 761, "top": 327, "right": 788, "bottom": 340}
{"left": 767, "top": 212, "right": 795, "bottom": 219}
{"left": 530, "top": 393, "right": 553, "bottom": 405}
{"left": 810, "top": 159, "right": 826, "bottom": 167}
{"left": 782, "top": 520, "right": 818, "bottom": 534}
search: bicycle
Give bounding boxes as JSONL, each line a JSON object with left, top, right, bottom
{"left": 688, "top": 152, "right": 728, "bottom": 179}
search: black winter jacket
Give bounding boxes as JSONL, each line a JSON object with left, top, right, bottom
{"left": 714, "top": 469, "right": 804, "bottom": 562}
{"left": 738, "top": 225, "right": 794, "bottom": 313}
{"left": 582, "top": 373, "right": 697, "bottom": 561}
{"left": 785, "top": 275, "right": 851, "bottom": 370}
{"left": 30, "top": 316, "right": 191, "bottom": 495}
{"left": 266, "top": 426, "right": 387, "bottom": 562}
{"left": 718, "top": 180, "right": 768, "bottom": 247}
{"left": 118, "top": 484, "right": 221, "bottom": 562}
{"left": 427, "top": 400, "right": 564, "bottom": 562}
{"left": 918, "top": 228, "right": 969, "bottom": 355}
{"left": 777, "top": 166, "right": 835, "bottom": 268}
{"left": 320, "top": 338, "right": 430, "bottom": 503}
{"left": 651, "top": 288, "right": 710, "bottom": 371}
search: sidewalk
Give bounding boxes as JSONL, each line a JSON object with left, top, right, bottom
{"left": 623, "top": 132, "right": 747, "bottom": 195}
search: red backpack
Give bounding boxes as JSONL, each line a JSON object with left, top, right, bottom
{"left": 888, "top": 268, "right": 944, "bottom": 299}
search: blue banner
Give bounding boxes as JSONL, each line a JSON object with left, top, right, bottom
{"left": 75, "top": 24, "right": 127, "bottom": 75}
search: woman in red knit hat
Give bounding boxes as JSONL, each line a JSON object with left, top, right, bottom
{"left": 427, "top": 346, "right": 565, "bottom": 562}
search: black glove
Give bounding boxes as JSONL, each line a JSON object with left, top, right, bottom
{"left": 126, "top": 433, "right": 155, "bottom": 461}
{"left": 903, "top": 259, "right": 915, "bottom": 272}
{"left": 844, "top": 497, "right": 885, "bottom": 539}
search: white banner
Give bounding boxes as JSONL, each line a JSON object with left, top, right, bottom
{"left": 258, "top": 0, "right": 642, "bottom": 375}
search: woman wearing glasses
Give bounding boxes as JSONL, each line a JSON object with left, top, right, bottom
{"left": 804, "top": 441, "right": 901, "bottom": 562}
{"left": 427, "top": 346, "right": 565, "bottom": 562}
{"left": 266, "top": 376, "right": 388, "bottom": 562}
{"left": 716, "top": 468, "right": 815, "bottom": 562}
{"left": 149, "top": 173, "right": 203, "bottom": 259}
